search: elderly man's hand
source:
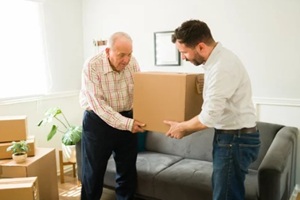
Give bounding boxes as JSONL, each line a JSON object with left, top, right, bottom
{"left": 132, "top": 120, "right": 145, "bottom": 133}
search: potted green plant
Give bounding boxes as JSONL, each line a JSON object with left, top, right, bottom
{"left": 37, "top": 107, "right": 82, "bottom": 145}
{"left": 6, "top": 140, "right": 30, "bottom": 163}
{"left": 37, "top": 107, "right": 82, "bottom": 162}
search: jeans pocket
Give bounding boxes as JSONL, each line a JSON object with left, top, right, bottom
{"left": 214, "top": 134, "right": 234, "bottom": 158}
{"left": 238, "top": 133, "right": 261, "bottom": 172}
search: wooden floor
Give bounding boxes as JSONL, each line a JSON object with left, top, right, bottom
{"left": 58, "top": 171, "right": 116, "bottom": 200}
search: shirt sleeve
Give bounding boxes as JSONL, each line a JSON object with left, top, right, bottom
{"left": 199, "top": 63, "right": 240, "bottom": 127}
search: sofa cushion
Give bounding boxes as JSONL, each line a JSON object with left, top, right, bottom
{"left": 145, "top": 129, "right": 214, "bottom": 162}
{"left": 153, "top": 159, "right": 213, "bottom": 200}
{"left": 136, "top": 152, "right": 183, "bottom": 197}
{"left": 153, "top": 158, "right": 259, "bottom": 200}
{"left": 104, "top": 151, "right": 183, "bottom": 197}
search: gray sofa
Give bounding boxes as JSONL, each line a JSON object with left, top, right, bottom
{"left": 77, "top": 121, "right": 298, "bottom": 200}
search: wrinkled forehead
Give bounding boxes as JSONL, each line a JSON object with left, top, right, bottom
{"left": 112, "top": 43, "right": 132, "bottom": 55}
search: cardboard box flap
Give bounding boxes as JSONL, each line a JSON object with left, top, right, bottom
{"left": 0, "top": 177, "right": 37, "bottom": 189}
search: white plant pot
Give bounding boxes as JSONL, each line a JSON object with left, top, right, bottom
{"left": 12, "top": 153, "right": 27, "bottom": 163}
{"left": 62, "top": 144, "right": 76, "bottom": 163}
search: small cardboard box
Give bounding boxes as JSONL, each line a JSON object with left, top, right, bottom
{"left": 0, "top": 177, "right": 39, "bottom": 200}
{"left": 0, "top": 136, "right": 36, "bottom": 160}
{"left": 0, "top": 148, "right": 59, "bottom": 200}
{"left": 133, "top": 72, "right": 204, "bottom": 133}
{"left": 0, "top": 116, "right": 27, "bottom": 143}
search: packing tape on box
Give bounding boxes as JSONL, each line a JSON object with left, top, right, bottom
{"left": 196, "top": 75, "right": 204, "bottom": 94}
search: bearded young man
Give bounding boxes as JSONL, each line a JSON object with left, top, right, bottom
{"left": 164, "top": 20, "right": 260, "bottom": 200}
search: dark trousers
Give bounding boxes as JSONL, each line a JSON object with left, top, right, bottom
{"left": 80, "top": 110, "right": 138, "bottom": 200}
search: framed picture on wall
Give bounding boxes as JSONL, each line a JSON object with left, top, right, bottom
{"left": 154, "top": 31, "right": 181, "bottom": 66}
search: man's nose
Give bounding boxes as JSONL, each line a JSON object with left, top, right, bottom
{"left": 123, "top": 55, "right": 131, "bottom": 63}
{"left": 181, "top": 54, "right": 186, "bottom": 60}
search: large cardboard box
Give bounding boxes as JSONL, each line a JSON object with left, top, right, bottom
{"left": 0, "top": 177, "right": 39, "bottom": 200}
{"left": 133, "top": 72, "right": 204, "bottom": 133}
{"left": 0, "top": 115, "right": 27, "bottom": 143}
{"left": 0, "top": 136, "right": 36, "bottom": 160}
{"left": 0, "top": 148, "right": 59, "bottom": 200}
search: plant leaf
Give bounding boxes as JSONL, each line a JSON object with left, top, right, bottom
{"left": 45, "top": 107, "right": 62, "bottom": 117}
{"left": 62, "top": 126, "right": 82, "bottom": 145}
{"left": 37, "top": 107, "right": 82, "bottom": 145}
{"left": 6, "top": 140, "right": 29, "bottom": 153}
{"left": 37, "top": 107, "right": 62, "bottom": 126}
{"left": 47, "top": 125, "right": 58, "bottom": 141}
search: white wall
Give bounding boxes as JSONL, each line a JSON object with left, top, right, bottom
{"left": 82, "top": 0, "right": 300, "bottom": 184}
{"left": 42, "top": 0, "right": 84, "bottom": 93}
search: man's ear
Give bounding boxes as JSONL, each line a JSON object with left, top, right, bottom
{"left": 195, "top": 42, "right": 203, "bottom": 54}
{"left": 105, "top": 47, "right": 110, "bottom": 57}
{"left": 198, "top": 42, "right": 206, "bottom": 51}
{"left": 195, "top": 42, "right": 205, "bottom": 54}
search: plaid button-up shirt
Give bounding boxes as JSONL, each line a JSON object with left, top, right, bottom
{"left": 80, "top": 51, "right": 140, "bottom": 131}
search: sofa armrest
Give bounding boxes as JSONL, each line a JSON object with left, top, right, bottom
{"left": 258, "top": 126, "right": 298, "bottom": 200}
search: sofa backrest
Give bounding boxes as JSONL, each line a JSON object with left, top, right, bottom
{"left": 145, "top": 128, "right": 214, "bottom": 162}
{"left": 145, "top": 121, "right": 285, "bottom": 170}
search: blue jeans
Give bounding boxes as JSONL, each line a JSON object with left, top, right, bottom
{"left": 212, "top": 130, "right": 260, "bottom": 200}
{"left": 81, "top": 110, "right": 137, "bottom": 200}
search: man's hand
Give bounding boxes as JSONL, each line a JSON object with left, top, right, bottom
{"left": 131, "top": 120, "right": 146, "bottom": 133}
{"left": 164, "top": 120, "right": 187, "bottom": 139}
{"left": 164, "top": 116, "right": 207, "bottom": 139}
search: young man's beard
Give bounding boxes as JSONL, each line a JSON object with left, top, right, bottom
{"left": 186, "top": 52, "right": 205, "bottom": 66}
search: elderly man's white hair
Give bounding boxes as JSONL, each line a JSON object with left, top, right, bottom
{"left": 107, "top": 32, "right": 132, "bottom": 48}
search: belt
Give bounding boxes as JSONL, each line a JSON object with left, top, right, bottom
{"left": 86, "top": 109, "right": 94, "bottom": 114}
{"left": 86, "top": 109, "right": 132, "bottom": 118}
{"left": 119, "top": 110, "right": 133, "bottom": 118}
{"left": 119, "top": 110, "right": 132, "bottom": 115}
{"left": 216, "top": 126, "right": 257, "bottom": 134}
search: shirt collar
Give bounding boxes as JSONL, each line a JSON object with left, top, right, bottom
{"left": 102, "top": 51, "right": 114, "bottom": 75}
{"left": 203, "top": 42, "right": 222, "bottom": 70}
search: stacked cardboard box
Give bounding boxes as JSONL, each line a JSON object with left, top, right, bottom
{"left": 0, "top": 177, "right": 39, "bottom": 200}
{"left": 0, "top": 148, "right": 59, "bottom": 200}
{"left": 0, "top": 115, "right": 27, "bottom": 142}
{"left": 0, "top": 117, "right": 55, "bottom": 199}
{"left": 133, "top": 72, "right": 204, "bottom": 133}
{"left": 0, "top": 116, "right": 35, "bottom": 159}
